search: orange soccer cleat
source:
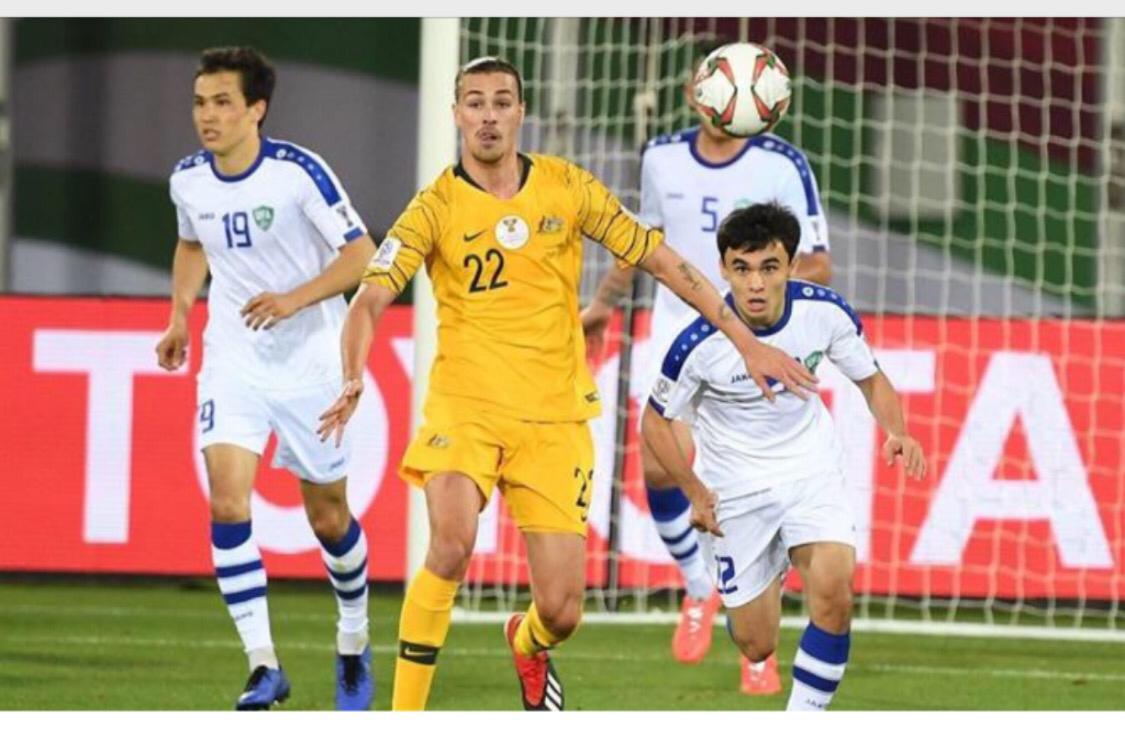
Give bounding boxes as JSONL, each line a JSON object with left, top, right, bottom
{"left": 672, "top": 591, "right": 722, "bottom": 664}
{"left": 504, "top": 613, "right": 564, "bottom": 711}
{"left": 740, "top": 653, "right": 783, "bottom": 695}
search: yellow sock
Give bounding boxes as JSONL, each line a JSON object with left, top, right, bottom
{"left": 514, "top": 603, "right": 572, "bottom": 658}
{"left": 392, "top": 567, "right": 459, "bottom": 711}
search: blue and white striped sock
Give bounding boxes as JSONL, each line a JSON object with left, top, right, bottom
{"left": 787, "top": 622, "right": 850, "bottom": 711}
{"left": 319, "top": 516, "right": 369, "bottom": 655}
{"left": 212, "top": 520, "right": 277, "bottom": 670}
{"left": 647, "top": 486, "right": 713, "bottom": 600}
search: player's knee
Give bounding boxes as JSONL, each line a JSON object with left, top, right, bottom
{"left": 537, "top": 599, "right": 583, "bottom": 641}
{"left": 304, "top": 494, "right": 350, "bottom": 543}
{"left": 809, "top": 583, "right": 853, "bottom": 634}
{"left": 209, "top": 492, "right": 250, "bottom": 523}
{"left": 426, "top": 529, "right": 476, "bottom": 580}
{"left": 307, "top": 506, "right": 349, "bottom": 543}
{"left": 729, "top": 622, "right": 775, "bottom": 662}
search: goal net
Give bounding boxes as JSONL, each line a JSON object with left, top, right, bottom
{"left": 449, "top": 17, "right": 1125, "bottom": 633}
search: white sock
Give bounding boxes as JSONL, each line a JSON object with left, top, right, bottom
{"left": 647, "top": 486, "right": 713, "bottom": 600}
{"left": 318, "top": 516, "right": 369, "bottom": 655}
{"left": 211, "top": 521, "right": 277, "bottom": 670}
{"left": 787, "top": 622, "right": 850, "bottom": 711}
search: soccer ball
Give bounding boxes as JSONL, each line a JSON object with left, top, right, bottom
{"left": 692, "top": 42, "right": 792, "bottom": 138}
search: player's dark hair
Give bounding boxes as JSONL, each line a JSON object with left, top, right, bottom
{"left": 455, "top": 56, "right": 524, "bottom": 103}
{"left": 717, "top": 201, "right": 802, "bottom": 262}
{"left": 688, "top": 35, "right": 734, "bottom": 80}
{"left": 195, "top": 46, "right": 276, "bottom": 126}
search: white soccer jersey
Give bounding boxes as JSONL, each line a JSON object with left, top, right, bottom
{"left": 634, "top": 128, "right": 830, "bottom": 400}
{"left": 169, "top": 137, "right": 367, "bottom": 389}
{"left": 648, "top": 280, "right": 877, "bottom": 500}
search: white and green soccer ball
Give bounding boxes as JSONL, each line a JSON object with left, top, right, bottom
{"left": 692, "top": 42, "right": 792, "bottom": 138}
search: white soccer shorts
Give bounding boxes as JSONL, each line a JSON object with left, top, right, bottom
{"left": 196, "top": 370, "right": 351, "bottom": 484}
{"left": 699, "top": 468, "right": 856, "bottom": 609}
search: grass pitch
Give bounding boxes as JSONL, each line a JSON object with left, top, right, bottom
{"left": 1, "top": 577, "right": 1122, "bottom": 711}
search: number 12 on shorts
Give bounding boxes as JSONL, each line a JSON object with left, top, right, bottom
{"left": 715, "top": 555, "right": 738, "bottom": 595}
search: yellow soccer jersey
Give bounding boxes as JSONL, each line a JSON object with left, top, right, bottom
{"left": 363, "top": 153, "right": 663, "bottom": 422}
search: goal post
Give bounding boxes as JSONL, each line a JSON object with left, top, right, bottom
{"left": 414, "top": 17, "right": 1125, "bottom": 638}
{"left": 406, "top": 17, "right": 460, "bottom": 582}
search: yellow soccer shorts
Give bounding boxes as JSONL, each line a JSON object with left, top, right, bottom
{"left": 399, "top": 402, "right": 595, "bottom": 535}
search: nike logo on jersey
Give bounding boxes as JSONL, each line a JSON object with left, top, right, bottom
{"left": 463, "top": 230, "right": 486, "bottom": 242}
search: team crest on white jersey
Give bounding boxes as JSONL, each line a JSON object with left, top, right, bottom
{"left": 371, "top": 237, "right": 402, "bottom": 270}
{"left": 495, "top": 215, "right": 529, "bottom": 250}
{"left": 252, "top": 205, "right": 274, "bottom": 231}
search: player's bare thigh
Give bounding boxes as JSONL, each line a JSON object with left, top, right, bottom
{"left": 203, "top": 443, "right": 260, "bottom": 522}
{"left": 641, "top": 417, "right": 694, "bottom": 488}
{"left": 725, "top": 575, "right": 784, "bottom": 662}
{"left": 524, "top": 531, "right": 586, "bottom": 638}
{"left": 422, "top": 471, "right": 486, "bottom": 581}
{"left": 789, "top": 542, "right": 855, "bottom": 634}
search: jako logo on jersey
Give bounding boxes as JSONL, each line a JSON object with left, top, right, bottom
{"left": 252, "top": 206, "right": 274, "bottom": 231}
{"left": 370, "top": 237, "right": 401, "bottom": 271}
{"left": 495, "top": 215, "right": 529, "bottom": 250}
{"left": 427, "top": 434, "right": 450, "bottom": 449}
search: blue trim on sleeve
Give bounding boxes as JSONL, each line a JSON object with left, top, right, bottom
{"left": 747, "top": 135, "right": 820, "bottom": 216}
{"left": 659, "top": 312, "right": 721, "bottom": 381}
{"left": 263, "top": 138, "right": 344, "bottom": 206}
{"left": 789, "top": 279, "right": 864, "bottom": 335}
{"left": 647, "top": 395, "right": 668, "bottom": 416}
{"left": 172, "top": 149, "right": 212, "bottom": 175}
{"left": 344, "top": 227, "right": 364, "bottom": 242}
{"left": 641, "top": 126, "right": 696, "bottom": 158}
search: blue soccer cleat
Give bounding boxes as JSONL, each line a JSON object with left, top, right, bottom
{"left": 336, "top": 645, "right": 374, "bottom": 711}
{"left": 235, "top": 666, "right": 291, "bottom": 710}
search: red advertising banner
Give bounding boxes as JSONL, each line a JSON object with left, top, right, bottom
{"left": 0, "top": 296, "right": 411, "bottom": 580}
{"left": 1, "top": 296, "right": 1122, "bottom": 602}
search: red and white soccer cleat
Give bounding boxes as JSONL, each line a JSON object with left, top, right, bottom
{"left": 740, "top": 653, "right": 783, "bottom": 695}
{"left": 504, "top": 613, "right": 564, "bottom": 711}
{"left": 672, "top": 591, "right": 722, "bottom": 664}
